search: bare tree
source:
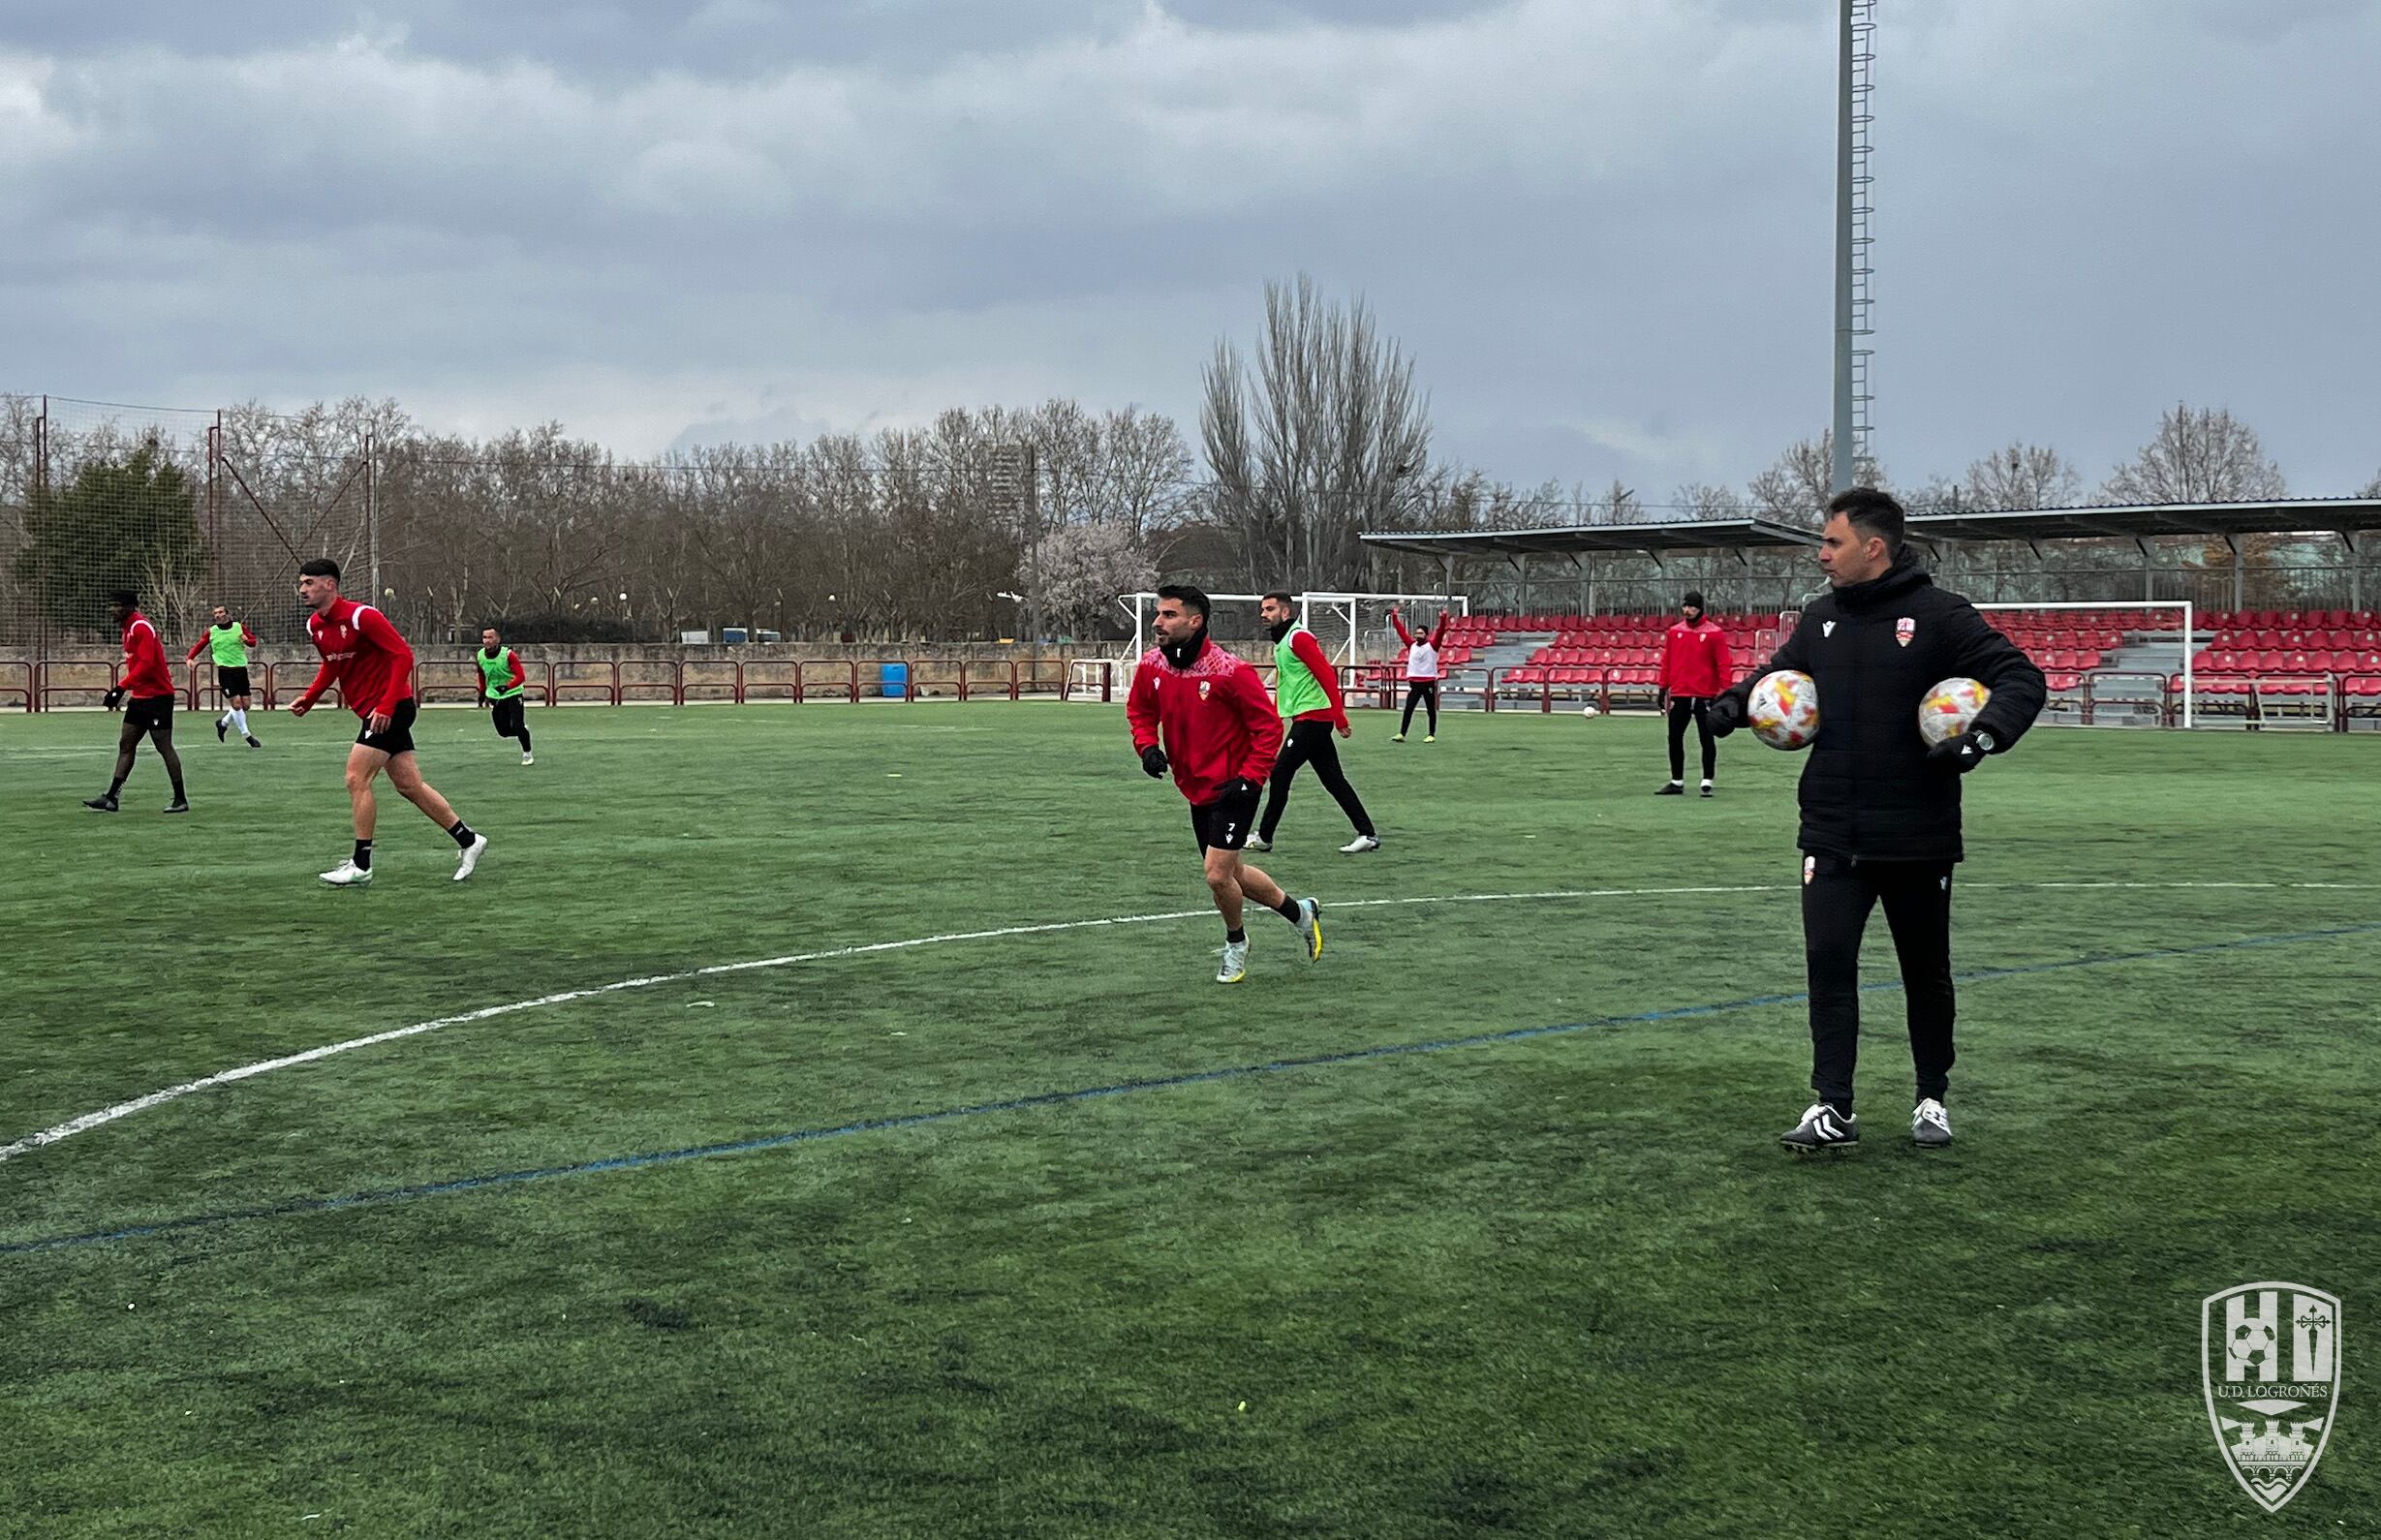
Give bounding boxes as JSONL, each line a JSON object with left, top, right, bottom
{"left": 1963, "top": 442, "right": 2083, "bottom": 509}
{"left": 2100, "top": 404, "right": 2286, "bottom": 505}
{"left": 1674, "top": 481, "right": 1750, "bottom": 520}
{"left": 1747, "top": 431, "right": 1887, "bottom": 525}
{"left": 1200, "top": 274, "right": 1432, "bottom": 587}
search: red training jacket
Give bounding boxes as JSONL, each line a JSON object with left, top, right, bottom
{"left": 184, "top": 624, "right": 258, "bottom": 662}
{"left": 1127, "top": 637, "right": 1283, "bottom": 806}
{"left": 296, "top": 597, "right": 416, "bottom": 719}
{"left": 119, "top": 611, "right": 174, "bottom": 698}
{"left": 1658, "top": 618, "right": 1733, "bottom": 699}
{"left": 1284, "top": 628, "right": 1350, "bottom": 731}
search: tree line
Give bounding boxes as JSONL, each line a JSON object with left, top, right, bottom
{"left": 6, "top": 279, "right": 2377, "bottom": 646}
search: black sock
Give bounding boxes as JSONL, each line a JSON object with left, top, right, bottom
{"left": 516, "top": 727, "right": 532, "bottom": 751}
{"left": 1226, "top": 927, "right": 1247, "bottom": 944}
{"left": 354, "top": 839, "right": 373, "bottom": 871}
{"left": 169, "top": 776, "right": 186, "bottom": 801}
{"left": 448, "top": 818, "right": 477, "bottom": 849}
{"left": 107, "top": 775, "right": 127, "bottom": 797}
{"left": 1274, "top": 896, "right": 1302, "bottom": 923}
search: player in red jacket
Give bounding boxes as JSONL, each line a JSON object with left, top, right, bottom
{"left": 83, "top": 589, "right": 190, "bottom": 815}
{"left": 289, "top": 557, "right": 488, "bottom": 886}
{"left": 1128, "top": 585, "right": 1322, "bottom": 984}
{"left": 1655, "top": 590, "right": 1734, "bottom": 798}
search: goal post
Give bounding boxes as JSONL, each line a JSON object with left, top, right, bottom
{"left": 1975, "top": 600, "right": 2195, "bottom": 729}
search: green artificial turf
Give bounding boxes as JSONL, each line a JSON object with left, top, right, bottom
{"left": 1, "top": 702, "right": 2373, "bottom": 1537}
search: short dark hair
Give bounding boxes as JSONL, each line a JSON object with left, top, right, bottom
{"left": 1156, "top": 584, "right": 1210, "bottom": 623}
{"left": 1827, "top": 487, "right": 1905, "bottom": 554}
{"left": 298, "top": 557, "right": 342, "bottom": 581}
{"left": 108, "top": 588, "right": 138, "bottom": 608}
{"left": 1260, "top": 590, "right": 1294, "bottom": 608}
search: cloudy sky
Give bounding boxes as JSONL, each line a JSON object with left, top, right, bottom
{"left": 5, "top": 0, "right": 2378, "bottom": 503}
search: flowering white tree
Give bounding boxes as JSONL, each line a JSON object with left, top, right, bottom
{"left": 1024, "top": 520, "right": 1156, "bottom": 638}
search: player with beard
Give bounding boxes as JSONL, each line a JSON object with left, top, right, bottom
{"left": 1128, "top": 585, "right": 1323, "bottom": 983}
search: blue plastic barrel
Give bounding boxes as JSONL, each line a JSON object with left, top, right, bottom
{"left": 880, "top": 662, "right": 910, "bottom": 699}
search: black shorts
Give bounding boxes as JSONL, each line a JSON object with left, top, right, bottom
{"left": 356, "top": 697, "right": 419, "bottom": 756}
{"left": 216, "top": 666, "right": 251, "bottom": 698}
{"left": 1190, "top": 784, "right": 1262, "bottom": 853}
{"left": 125, "top": 694, "right": 175, "bottom": 733}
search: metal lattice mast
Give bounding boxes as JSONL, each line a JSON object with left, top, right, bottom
{"left": 1832, "top": 0, "right": 1876, "bottom": 493}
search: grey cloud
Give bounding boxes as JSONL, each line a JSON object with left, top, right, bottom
{"left": 3, "top": 0, "right": 2378, "bottom": 500}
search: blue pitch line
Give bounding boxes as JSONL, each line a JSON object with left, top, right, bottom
{"left": 6, "top": 920, "right": 2377, "bottom": 1258}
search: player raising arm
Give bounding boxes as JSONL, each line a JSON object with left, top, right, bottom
{"left": 1389, "top": 607, "right": 1450, "bottom": 742}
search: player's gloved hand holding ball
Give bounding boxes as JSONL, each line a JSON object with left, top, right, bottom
{"left": 1707, "top": 693, "right": 1743, "bottom": 736}
{"left": 1140, "top": 744, "right": 1168, "bottom": 778}
{"left": 1928, "top": 728, "right": 1994, "bottom": 773}
{"left": 102, "top": 688, "right": 125, "bottom": 711}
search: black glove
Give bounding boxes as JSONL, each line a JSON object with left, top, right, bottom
{"left": 1224, "top": 777, "right": 1261, "bottom": 802}
{"left": 1929, "top": 727, "right": 1996, "bottom": 774}
{"left": 102, "top": 688, "right": 125, "bottom": 712}
{"left": 1140, "top": 744, "right": 1168, "bottom": 778}
{"left": 1706, "top": 693, "right": 1746, "bottom": 738}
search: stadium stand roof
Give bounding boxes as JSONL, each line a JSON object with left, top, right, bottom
{"left": 1359, "top": 498, "right": 2381, "bottom": 564}
{"left": 1358, "top": 515, "right": 1822, "bottom": 561}
{"left": 1905, "top": 497, "right": 2381, "bottom": 547}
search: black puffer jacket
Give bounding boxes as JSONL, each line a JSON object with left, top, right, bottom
{"left": 1719, "top": 552, "right": 2046, "bottom": 863}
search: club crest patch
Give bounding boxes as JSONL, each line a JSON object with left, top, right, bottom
{"left": 1896, "top": 616, "right": 1917, "bottom": 648}
{"left": 1198, "top": 680, "right": 1212, "bottom": 700}
{"left": 1803, "top": 855, "right": 1816, "bottom": 885}
{"left": 1821, "top": 621, "right": 1836, "bottom": 637}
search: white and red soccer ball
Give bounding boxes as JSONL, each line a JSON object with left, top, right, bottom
{"left": 1748, "top": 670, "right": 1820, "bottom": 751}
{"left": 1919, "top": 677, "right": 1992, "bottom": 747}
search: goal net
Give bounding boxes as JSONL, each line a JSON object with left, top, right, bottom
{"left": 1076, "top": 591, "right": 1467, "bottom": 701}
{"left": 1974, "top": 601, "right": 2194, "bottom": 729}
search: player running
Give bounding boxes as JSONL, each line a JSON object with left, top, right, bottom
{"left": 1710, "top": 490, "right": 2044, "bottom": 1153}
{"left": 288, "top": 558, "right": 488, "bottom": 886}
{"left": 1249, "top": 591, "right": 1378, "bottom": 854}
{"left": 83, "top": 589, "right": 190, "bottom": 815}
{"left": 475, "top": 626, "right": 535, "bottom": 765}
{"left": 185, "top": 604, "right": 263, "bottom": 748}
{"left": 1389, "top": 607, "right": 1449, "bottom": 742}
{"left": 1655, "top": 590, "right": 1731, "bottom": 797}
{"left": 1128, "top": 585, "right": 1323, "bottom": 984}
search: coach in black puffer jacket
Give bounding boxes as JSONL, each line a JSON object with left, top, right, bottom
{"left": 1711, "top": 489, "right": 2047, "bottom": 1155}
{"left": 1715, "top": 544, "right": 2046, "bottom": 863}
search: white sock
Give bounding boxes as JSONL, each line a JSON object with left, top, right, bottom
{"left": 1701, "top": 778, "right": 1714, "bottom": 787}
{"left": 1668, "top": 779, "right": 1684, "bottom": 787}
{"left": 231, "top": 708, "right": 250, "bottom": 735}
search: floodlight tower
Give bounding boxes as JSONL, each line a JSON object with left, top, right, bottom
{"left": 1832, "top": 0, "right": 1876, "bottom": 494}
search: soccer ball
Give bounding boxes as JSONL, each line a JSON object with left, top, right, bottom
{"left": 1580, "top": 704, "right": 1599, "bottom": 719}
{"left": 1919, "top": 677, "right": 1992, "bottom": 747}
{"left": 2229, "top": 1320, "right": 2280, "bottom": 1373}
{"left": 1748, "top": 670, "right": 1819, "bottom": 751}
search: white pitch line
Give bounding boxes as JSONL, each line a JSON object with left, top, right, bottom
{"left": 1, "top": 880, "right": 2371, "bottom": 1166}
